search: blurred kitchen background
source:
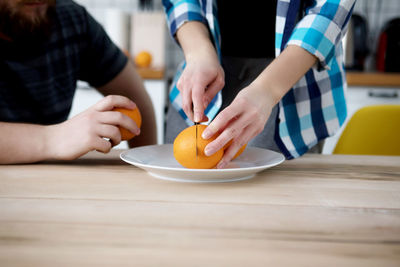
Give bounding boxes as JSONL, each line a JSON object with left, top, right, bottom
{"left": 72, "top": 0, "right": 183, "bottom": 74}
{"left": 69, "top": 0, "right": 400, "bottom": 152}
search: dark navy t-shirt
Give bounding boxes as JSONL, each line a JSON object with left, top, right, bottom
{"left": 0, "top": 0, "right": 127, "bottom": 125}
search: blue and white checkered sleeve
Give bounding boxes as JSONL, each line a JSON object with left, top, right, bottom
{"left": 287, "top": 0, "right": 356, "bottom": 70}
{"left": 162, "top": 0, "right": 207, "bottom": 38}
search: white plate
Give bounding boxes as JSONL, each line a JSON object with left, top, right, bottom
{"left": 120, "top": 144, "right": 285, "bottom": 183}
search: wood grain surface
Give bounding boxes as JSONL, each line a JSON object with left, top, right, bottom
{"left": 0, "top": 150, "right": 399, "bottom": 267}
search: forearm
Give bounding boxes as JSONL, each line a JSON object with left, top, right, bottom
{"left": 97, "top": 61, "right": 157, "bottom": 147}
{"left": 0, "top": 122, "right": 52, "bottom": 164}
{"left": 175, "top": 21, "right": 225, "bottom": 122}
{"left": 176, "top": 21, "right": 218, "bottom": 62}
{"left": 252, "top": 45, "right": 318, "bottom": 105}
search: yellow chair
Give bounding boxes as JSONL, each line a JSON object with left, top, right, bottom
{"left": 333, "top": 105, "right": 400, "bottom": 156}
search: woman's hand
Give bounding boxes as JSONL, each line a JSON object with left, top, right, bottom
{"left": 176, "top": 21, "right": 225, "bottom": 122}
{"left": 177, "top": 52, "right": 225, "bottom": 122}
{"left": 202, "top": 83, "right": 277, "bottom": 169}
{"left": 201, "top": 45, "right": 318, "bottom": 168}
{"left": 47, "top": 95, "right": 140, "bottom": 160}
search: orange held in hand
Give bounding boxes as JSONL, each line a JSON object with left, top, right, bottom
{"left": 173, "top": 124, "right": 224, "bottom": 169}
{"left": 135, "top": 51, "right": 152, "bottom": 68}
{"left": 112, "top": 107, "right": 142, "bottom": 140}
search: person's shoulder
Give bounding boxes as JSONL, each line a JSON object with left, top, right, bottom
{"left": 54, "top": 0, "right": 91, "bottom": 32}
{"left": 56, "top": 0, "right": 86, "bottom": 14}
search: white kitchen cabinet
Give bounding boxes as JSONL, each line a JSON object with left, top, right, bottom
{"left": 322, "top": 86, "right": 400, "bottom": 154}
{"left": 69, "top": 80, "right": 167, "bottom": 149}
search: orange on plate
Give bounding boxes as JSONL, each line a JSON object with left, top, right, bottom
{"left": 173, "top": 124, "right": 223, "bottom": 169}
{"left": 112, "top": 107, "right": 142, "bottom": 140}
{"left": 223, "top": 140, "right": 247, "bottom": 159}
{"left": 135, "top": 51, "right": 152, "bottom": 68}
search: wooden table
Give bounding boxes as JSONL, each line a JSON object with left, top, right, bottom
{"left": 0, "top": 150, "right": 399, "bottom": 266}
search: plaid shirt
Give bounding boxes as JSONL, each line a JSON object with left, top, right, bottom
{"left": 163, "top": 0, "right": 356, "bottom": 159}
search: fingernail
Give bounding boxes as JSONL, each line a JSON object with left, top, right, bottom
{"left": 204, "top": 146, "right": 213, "bottom": 156}
{"left": 194, "top": 112, "right": 201, "bottom": 123}
{"left": 135, "top": 129, "right": 140, "bottom": 135}
{"left": 202, "top": 130, "right": 210, "bottom": 139}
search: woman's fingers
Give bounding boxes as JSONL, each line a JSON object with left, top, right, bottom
{"left": 204, "top": 106, "right": 250, "bottom": 157}
{"left": 203, "top": 74, "right": 225, "bottom": 109}
{"left": 177, "top": 71, "right": 195, "bottom": 121}
{"left": 181, "top": 84, "right": 194, "bottom": 121}
{"left": 217, "top": 126, "right": 258, "bottom": 169}
{"left": 192, "top": 83, "right": 206, "bottom": 122}
{"left": 176, "top": 59, "right": 225, "bottom": 122}
{"left": 202, "top": 103, "right": 238, "bottom": 141}
{"left": 202, "top": 87, "right": 273, "bottom": 168}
